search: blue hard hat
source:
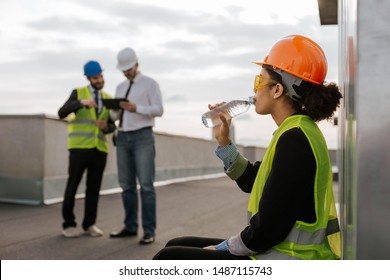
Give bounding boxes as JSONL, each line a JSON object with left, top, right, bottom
{"left": 83, "top": 61, "right": 103, "bottom": 77}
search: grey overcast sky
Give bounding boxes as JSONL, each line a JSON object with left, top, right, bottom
{"left": 0, "top": 0, "right": 339, "bottom": 147}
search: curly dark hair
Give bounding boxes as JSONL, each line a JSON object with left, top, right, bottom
{"left": 293, "top": 81, "right": 342, "bottom": 122}
{"left": 264, "top": 67, "right": 342, "bottom": 122}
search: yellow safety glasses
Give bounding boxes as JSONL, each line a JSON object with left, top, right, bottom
{"left": 253, "top": 75, "right": 278, "bottom": 93}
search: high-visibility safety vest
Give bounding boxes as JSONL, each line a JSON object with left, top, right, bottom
{"left": 67, "top": 87, "right": 112, "bottom": 153}
{"left": 248, "top": 115, "right": 341, "bottom": 260}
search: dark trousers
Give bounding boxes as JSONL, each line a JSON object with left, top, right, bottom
{"left": 62, "top": 149, "right": 107, "bottom": 230}
{"left": 153, "top": 236, "right": 251, "bottom": 260}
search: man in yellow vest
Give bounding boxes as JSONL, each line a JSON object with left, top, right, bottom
{"left": 58, "top": 61, "right": 115, "bottom": 238}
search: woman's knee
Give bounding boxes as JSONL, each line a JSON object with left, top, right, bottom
{"left": 153, "top": 246, "right": 184, "bottom": 260}
{"left": 165, "top": 236, "right": 190, "bottom": 247}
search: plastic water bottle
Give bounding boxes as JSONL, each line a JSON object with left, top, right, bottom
{"left": 201, "top": 96, "right": 254, "bottom": 128}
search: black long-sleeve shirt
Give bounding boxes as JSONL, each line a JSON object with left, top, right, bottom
{"left": 236, "top": 128, "right": 316, "bottom": 253}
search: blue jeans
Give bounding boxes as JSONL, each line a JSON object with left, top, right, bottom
{"left": 116, "top": 128, "right": 156, "bottom": 235}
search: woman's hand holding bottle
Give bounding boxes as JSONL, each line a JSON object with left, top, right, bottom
{"left": 209, "top": 102, "right": 232, "bottom": 148}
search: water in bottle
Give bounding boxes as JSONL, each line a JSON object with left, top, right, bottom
{"left": 201, "top": 96, "right": 254, "bottom": 128}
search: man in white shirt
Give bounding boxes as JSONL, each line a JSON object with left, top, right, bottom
{"left": 110, "top": 48, "right": 164, "bottom": 245}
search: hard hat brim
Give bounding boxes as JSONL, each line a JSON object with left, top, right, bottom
{"left": 252, "top": 61, "right": 322, "bottom": 85}
{"left": 85, "top": 69, "right": 103, "bottom": 77}
{"left": 116, "top": 61, "right": 137, "bottom": 71}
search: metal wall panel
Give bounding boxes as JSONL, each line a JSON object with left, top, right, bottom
{"left": 338, "top": 0, "right": 358, "bottom": 260}
{"left": 355, "top": 0, "right": 390, "bottom": 259}
{"left": 339, "top": 0, "right": 390, "bottom": 259}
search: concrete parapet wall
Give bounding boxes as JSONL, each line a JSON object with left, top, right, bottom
{"left": 0, "top": 115, "right": 337, "bottom": 205}
{"left": 0, "top": 115, "right": 259, "bottom": 205}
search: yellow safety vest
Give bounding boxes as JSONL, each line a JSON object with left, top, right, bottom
{"left": 67, "top": 87, "right": 111, "bottom": 153}
{"left": 248, "top": 115, "right": 340, "bottom": 260}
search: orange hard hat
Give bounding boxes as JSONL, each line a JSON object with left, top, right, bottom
{"left": 254, "top": 35, "right": 327, "bottom": 84}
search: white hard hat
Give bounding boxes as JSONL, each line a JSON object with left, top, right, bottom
{"left": 116, "top": 47, "right": 138, "bottom": 71}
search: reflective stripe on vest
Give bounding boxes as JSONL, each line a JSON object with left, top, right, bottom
{"left": 68, "top": 132, "right": 107, "bottom": 142}
{"left": 248, "top": 115, "right": 341, "bottom": 260}
{"left": 69, "top": 119, "right": 96, "bottom": 124}
{"left": 282, "top": 218, "right": 340, "bottom": 246}
{"left": 67, "top": 87, "right": 111, "bottom": 153}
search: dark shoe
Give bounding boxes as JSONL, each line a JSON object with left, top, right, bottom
{"left": 139, "top": 233, "right": 155, "bottom": 245}
{"left": 109, "top": 228, "right": 137, "bottom": 238}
